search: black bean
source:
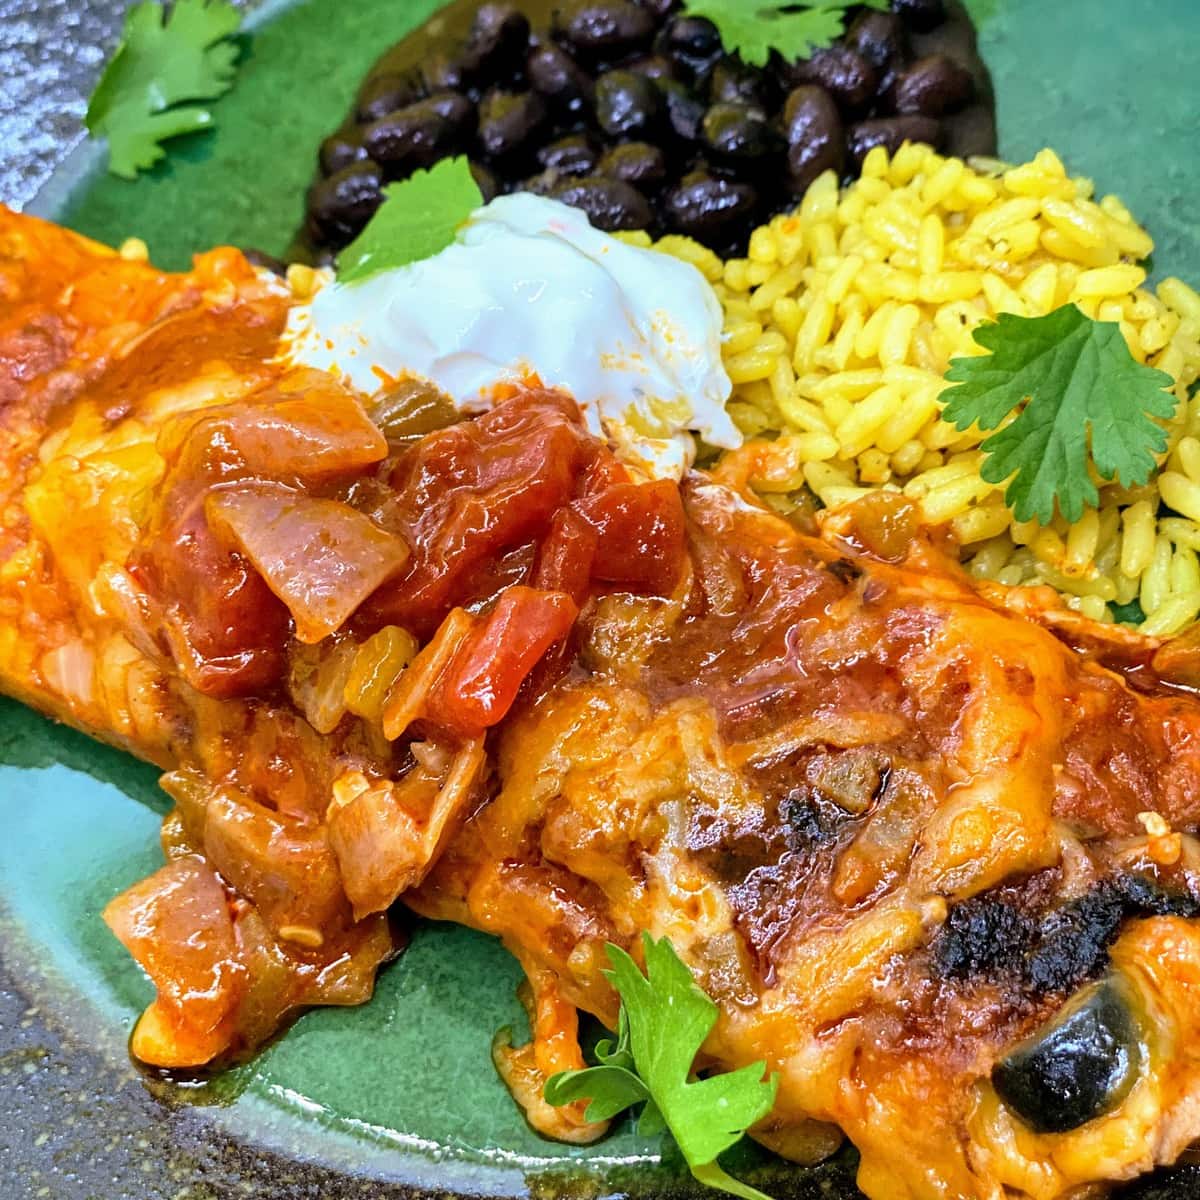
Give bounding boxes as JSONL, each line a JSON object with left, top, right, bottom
{"left": 599, "top": 141, "right": 667, "bottom": 190}
{"left": 363, "top": 93, "right": 476, "bottom": 176}
{"left": 355, "top": 73, "right": 425, "bottom": 124}
{"left": 659, "top": 78, "right": 706, "bottom": 142}
{"left": 657, "top": 14, "right": 722, "bottom": 79}
{"left": 623, "top": 53, "right": 678, "bottom": 83}
{"left": 298, "top": 0, "right": 995, "bottom": 264}
{"left": 538, "top": 134, "right": 600, "bottom": 176}
{"left": 892, "top": 54, "right": 975, "bottom": 117}
{"left": 665, "top": 171, "right": 758, "bottom": 246}
{"left": 550, "top": 176, "right": 653, "bottom": 231}
{"left": 554, "top": 1, "right": 656, "bottom": 61}
{"left": 319, "top": 128, "right": 368, "bottom": 176}
{"left": 844, "top": 10, "right": 908, "bottom": 73}
{"left": 702, "top": 102, "right": 783, "bottom": 163}
{"left": 594, "top": 70, "right": 662, "bottom": 138}
{"left": 782, "top": 86, "right": 844, "bottom": 195}
{"left": 874, "top": 65, "right": 901, "bottom": 108}
{"left": 460, "top": 4, "right": 532, "bottom": 87}
{"left": 846, "top": 115, "right": 942, "bottom": 167}
{"left": 637, "top": 0, "right": 680, "bottom": 17}
{"left": 526, "top": 43, "right": 594, "bottom": 112}
{"left": 428, "top": 92, "right": 477, "bottom": 128}
{"left": 477, "top": 89, "right": 548, "bottom": 160}
{"left": 307, "top": 161, "right": 384, "bottom": 243}
{"left": 708, "top": 58, "right": 772, "bottom": 110}
{"left": 422, "top": 52, "right": 470, "bottom": 94}
{"left": 891, "top": 0, "right": 946, "bottom": 33}
{"left": 786, "top": 47, "right": 877, "bottom": 116}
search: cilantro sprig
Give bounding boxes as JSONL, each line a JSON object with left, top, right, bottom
{"left": 943, "top": 304, "right": 1177, "bottom": 525}
{"left": 337, "top": 158, "right": 484, "bottom": 285}
{"left": 682, "top": 0, "right": 890, "bottom": 68}
{"left": 86, "top": 0, "right": 243, "bottom": 180}
{"left": 545, "top": 935, "right": 778, "bottom": 1200}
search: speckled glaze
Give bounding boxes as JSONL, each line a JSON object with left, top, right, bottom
{"left": 2, "top": 1, "right": 1200, "bottom": 1198}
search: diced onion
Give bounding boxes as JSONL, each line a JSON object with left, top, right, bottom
{"left": 190, "top": 374, "right": 388, "bottom": 478}
{"left": 328, "top": 738, "right": 484, "bottom": 918}
{"left": 381, "top": 609, "right": 474, "bottom": 740}
{"left": 40, "top": 639, "right": 95, "bottom": 708}
{"left": 207, "top": 483, "right": 410, "bottom": 644}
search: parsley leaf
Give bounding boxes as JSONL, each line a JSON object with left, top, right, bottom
{"left": 86, "top": 0, "right": 243, "bottom": 180}
{"left": 682, "top": 0, "right": 889, "bottom": 68}
{"left": 943, "top": 304, "right": 1177, "bottom": 524}
{"left": 545, "top": 935, "right": 778, "bottom": 1200}
{"left": 337, "top": 158, "right": 484, "bottom": 285}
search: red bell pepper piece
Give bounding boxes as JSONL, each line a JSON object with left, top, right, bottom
{"left": 427, "top": 586, "right": 579, "bottom": 733}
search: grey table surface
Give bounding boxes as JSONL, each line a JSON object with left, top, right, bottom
{"left": 1, "top": 0, "right": 124, "bottom": 209}
{"left": 0, "top": 0, "right": 256, "bottom": 211}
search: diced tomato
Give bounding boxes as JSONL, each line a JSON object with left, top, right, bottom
{"left": 532, "top": 508, "right": 599, "bottom": 606}
{"left": 578, "top": 454, "right": 631, "bottom": 497}
{"left": 371, "top": 392, "right": 596, "bottom": 635}
{"left": 368, "top": 392, "right": 688, "bottom": 634}
{"left": 426, "top": 587, "right": 579, "bottom": 734}
{"left": 575, "top": 479, "right": 687, "bottom": 597}
{"left": 131, "top": 491, "right": 291, "bottom": 698}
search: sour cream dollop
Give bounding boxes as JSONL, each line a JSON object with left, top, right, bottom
{"left": 284, "top": 193, "right": 740, "bottom": 478}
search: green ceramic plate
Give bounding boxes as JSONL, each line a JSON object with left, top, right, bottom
{"left": 6, "top": 1, "right": 1200, "bottom": 1197}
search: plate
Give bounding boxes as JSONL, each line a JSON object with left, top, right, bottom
{"left": 4, "top": 1, "right": 1200, "bottom": 1197}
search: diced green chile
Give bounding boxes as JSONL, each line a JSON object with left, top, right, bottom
{"left": 370, "top": 381, "right": 460, "bottom": 444}
{"left": 992, "top": 978, "right": 1142, "bottom": 1135}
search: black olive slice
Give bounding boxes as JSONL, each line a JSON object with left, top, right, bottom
{"left": 992, "top": 978, "right": 1142, "bottom": 1135}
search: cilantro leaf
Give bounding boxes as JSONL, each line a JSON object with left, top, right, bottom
{"left": 943, "top": 304, "right": 1177, "bottom": 524}
{"left": 546, "top": 1006, "right": 668, "bottom": 1134}
{"left": 682, "top": 0, "right": 889, "bottom": 68}
{"left": 337, "top": 158, "right": 484, "bottom": 285}
{"left": 86, "top": 0, "right": 243, "bottom": 180}
{"left": 545, "top": 935, "right": 778, "bottom": 1200}
{"left": 546, "top": 1069, "right": 653, "bottom": 1124}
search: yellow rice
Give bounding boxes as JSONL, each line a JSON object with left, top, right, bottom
{"left": 634, "top": 145, "right": 1200, "bottom": 633}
